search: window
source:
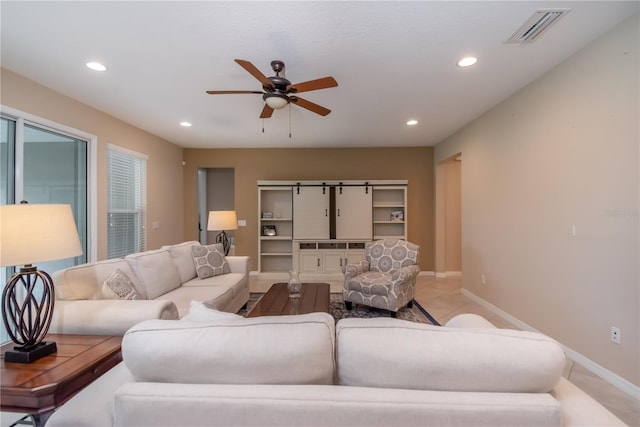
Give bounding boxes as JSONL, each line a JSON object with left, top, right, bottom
{"left": 107, "top": 144, "right": 147, "bottom": 258}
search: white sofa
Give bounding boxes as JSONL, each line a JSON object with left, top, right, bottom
{"left": 48, "top": 241, "right": 250, "bottom": 335}
{"left": 44, "top": 311, "right": 626, "bottom": 427}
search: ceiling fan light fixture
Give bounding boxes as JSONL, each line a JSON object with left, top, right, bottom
{"left": 264, "top": 93, "right": 289, "bottom": 109}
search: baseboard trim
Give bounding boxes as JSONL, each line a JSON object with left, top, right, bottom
{"left": 435, "top": 271, "right": 462, "bottom": 278}
{"left": 462, "top": 288, "right": 640, "bottom": 401}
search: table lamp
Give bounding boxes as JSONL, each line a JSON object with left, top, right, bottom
{"left": 0, "top": 203, "right": 83, "bottom": 363}
{"left": 207, "top": 210, "right": 238, "bottom": 255}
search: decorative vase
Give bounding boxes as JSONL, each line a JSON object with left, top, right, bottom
{"left": 287, "top": 270, "right": 302, "bottom": 298}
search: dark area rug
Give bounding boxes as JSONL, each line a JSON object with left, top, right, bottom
{"left": 239, "top": 293, "right": 440, "bottom": 325}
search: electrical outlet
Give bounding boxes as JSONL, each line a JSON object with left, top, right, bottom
{"left": 481, "top": 274, "right": 486, "bottom": 285}
{"left": 611, "top": 327, "right": 621, "bottom": 344}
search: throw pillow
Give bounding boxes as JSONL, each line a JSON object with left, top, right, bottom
{"left": 102, "top": 268, "right": 141, "bottom": 300}
{"left": 191, "top": 243, "right": 230, "bottom": 279}
{"left": 182, "top": 300, "right": 243, "bottom": 322}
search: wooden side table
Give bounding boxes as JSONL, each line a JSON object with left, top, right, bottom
{"left": 1, "top": 334, "right": 122, "bottom": 427}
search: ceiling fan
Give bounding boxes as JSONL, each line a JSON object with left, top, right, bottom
{"left": 206, "top": 59, "right": 338, "bottom": 119}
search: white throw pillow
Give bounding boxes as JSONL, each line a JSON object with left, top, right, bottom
{"left": 191, "top": 243, "right": 230, "bottom": 279}
{"left": 336, "top": 317, "right": 566, "bottom": 393}
{"left": 101, "top": 268, "right": 141, "bottom": 300}
{"left": 122, "top": 313, "right": 336, "bottom": 385}
{"left": 182, "top": 300, "right": 243, "bottom": 322}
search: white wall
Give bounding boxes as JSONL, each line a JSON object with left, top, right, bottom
{"left": 435, "top": 14, "right": 639, "bottom": 388}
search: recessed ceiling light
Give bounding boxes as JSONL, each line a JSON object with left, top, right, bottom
{"left": 180, "top": 121, "right": 192, "bottom": 127}
{"left": 457, "top": 57, "right": 478, "bottom": 68}
{"left": 85, "top": 61, "right": 107, "bottom": 72}
{"left": 406, "top": 120, "right": 418, "bottom": 126}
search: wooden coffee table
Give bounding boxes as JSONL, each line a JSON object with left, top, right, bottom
{"left": 247, "top": 282, "right": 331, "bottom": 317}
{"left": 1, "top": 334, "right": 122, "bottom": 426}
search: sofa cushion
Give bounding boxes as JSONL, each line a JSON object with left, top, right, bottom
{"left": 162, "top": 241, "right": 199, "bottom": 283}
{"left": 336, "top": 317, "right": 565, "bottom": 393}
{"left": 101, "top": 268, "right": 141, "bottom": 300}
{"left": 191, "top": 243, "right": 230, "bottom": 279}
{"left": 122, "top": 313, "right": 336, "bottom": 385}
{"left": 182, "top": 300, "right": 243, "bottom": 322}
{"left": 126, "top": 249, "right": 181, "bottom": 300}
{"left": 53, "top": 258, "right": 142, "bottom": 300}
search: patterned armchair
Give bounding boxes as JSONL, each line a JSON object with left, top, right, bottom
{"left": 342, "top": 239, "right": 420, "bottom": 316}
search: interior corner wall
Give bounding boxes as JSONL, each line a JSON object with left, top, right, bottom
{"left": 0, "top": 69, "right": 185, "bottom": 259}
{"left": 182, "top": 147, "right": 434, "bottom": 272}
{"left": 434, "top": 15, "right": 639, "bottom": 387}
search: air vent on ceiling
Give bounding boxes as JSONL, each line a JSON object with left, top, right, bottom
{"left": 506, "top": 9, "right": 570, "bottom": 44}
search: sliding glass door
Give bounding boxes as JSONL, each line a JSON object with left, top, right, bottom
{"left": 1, "top": 115, "right": 90, "bottom": 343}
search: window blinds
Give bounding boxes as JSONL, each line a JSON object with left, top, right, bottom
{"left": 107, "top": 146, "right": 147, "bottom": 259}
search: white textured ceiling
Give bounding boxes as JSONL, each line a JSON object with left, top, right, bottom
{"left": 1, "top": 1, "right": 637, "bottom": 148}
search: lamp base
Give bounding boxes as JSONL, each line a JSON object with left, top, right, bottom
{"left": 4, "top": 341, "right": 57, "bottom": 363}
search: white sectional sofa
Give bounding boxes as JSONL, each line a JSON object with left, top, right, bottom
{"left": 44, "top": 311, "right": 626, "bottom": 427}
{"left": 48, "top": 241, "right": 250, "bottom": 335}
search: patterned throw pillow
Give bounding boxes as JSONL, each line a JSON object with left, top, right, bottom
{"left": 102, "top": 268, "right": 141, "bottom": 300}
{"left": 191, "top": 243, "right": 231, "bottom": 279}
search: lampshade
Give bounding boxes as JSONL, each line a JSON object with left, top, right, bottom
{"left": 0, "top": 204, "right": 83, "bottom": 267}
{"left": 207, "top": 210, "right": 238, "bottom": 231}
{"left": 264, "top": 93, "right": 289, "bottom": 109}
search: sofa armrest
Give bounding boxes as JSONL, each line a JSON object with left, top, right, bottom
{"left": 49, "top": 299, "right": 179, "bottom": 336}
{"left": 342, "top": 260, "right": 370, "bottom": 281}
{"left": 225, "top": 256, "right": 250, "bottom": 275}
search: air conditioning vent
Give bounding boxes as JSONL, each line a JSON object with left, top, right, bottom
{"left": 506, "top": 9, "right": 570, "bottom": 44}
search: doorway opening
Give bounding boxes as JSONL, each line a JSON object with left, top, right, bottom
{"left": 197, "top": 168, "right": 235, "bottom": 247}
{"left": 435, "top": 153, "right": 462, "bottom": 277}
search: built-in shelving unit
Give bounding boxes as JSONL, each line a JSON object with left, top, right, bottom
{"left": 258, "top": 186, "right": 293, "bottom": 273}
{"left": 258, "top": 180, "right": 407, "bottom": 277}
{"left": 372, "top": 185, "right": 407, "bottom": 239}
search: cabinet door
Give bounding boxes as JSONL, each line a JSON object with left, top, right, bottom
{"left": 299, "top": 251, "right": 322, "bottom": 273}
{"left": 335, "top": 186, "right": 372, "bottom": 239}
{"left": 323, "top": 251, "right": 345, "bottom": 274}
{"left": 293, "top": 186, "right": 330, "bottom": 239}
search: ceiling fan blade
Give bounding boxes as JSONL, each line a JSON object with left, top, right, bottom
{"left": 206, "top": 90, "right": 263, "bottom": 95}
{"left": 235, "top": 59, "right": 273, "bottom": 88}
{"left": 290, "top": 96, "right": 331, "bottom": 116}
{"left": 260, "top": 104, "right": 274, "bottom": 119}
{"left": 287, "top": 76, "right": 338, "bottom": 94}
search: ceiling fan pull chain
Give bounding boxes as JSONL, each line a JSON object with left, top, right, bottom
{"left": 262, "top": 119, "right": 265, "bottom": 133}
{"left": 289, "top": 104, "right": 292, "bottom": 138}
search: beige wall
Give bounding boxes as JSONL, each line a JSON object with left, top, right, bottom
{"left": 435, "top": 15, "right": 639, "bottom": 387}
{"left": 0, "top": 69, "right": 185, "bottom": 259}
{"left": 182, "top": 147, "right": 435, "bottom": 271}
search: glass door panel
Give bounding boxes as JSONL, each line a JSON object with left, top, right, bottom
{"left": 23, "top": 124, "right": 88, "bottom": 271}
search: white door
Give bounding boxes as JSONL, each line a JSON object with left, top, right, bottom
{"left": 293, "top": 186, "right": 330, "bottom": 239}
{"left": 336, "top": 186, "right": 372, "bottom": 239}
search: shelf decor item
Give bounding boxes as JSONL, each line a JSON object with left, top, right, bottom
{"left": 262, "top": 225, "right": 277, "bottom": 236}
{"left": 208, "top": 210, "right": 238, "bottom": 255}
{"left": 390, "top": 210, "right": 404, "bottom": 222}
{"left": 0, "top": 203, "right": 83, "bottom": 363}
{"left": 287, "top": 270, "right": 302, "bottom": 298}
